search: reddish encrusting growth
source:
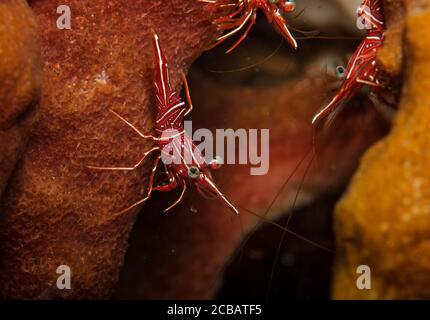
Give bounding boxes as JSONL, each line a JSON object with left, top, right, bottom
{"left": 312, "top": 0, "right": 386, "bottom": 124}
{"left": 202, "top": 0, "right": 297, "bottom": 53}
{"left": 88, "top": 33, "right": 238, "bottom": 215}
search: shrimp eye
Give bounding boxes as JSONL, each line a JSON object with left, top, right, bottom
{"left": 188, "top": 166, "right": 200, "bottom": 179}
{"left": 335, "top": 66, "right": 346, "bottom": 79}
{"left": 281, "top": 0, "right": 296, "bottom": 11}
{"left": 209, "top": 156, "right": 223, "bottom": 170}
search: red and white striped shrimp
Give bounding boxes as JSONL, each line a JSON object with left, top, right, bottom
{"left": 312, "top": 0, "right": 386, "bottom": 124}
{"left": 88, "top": 32, "right": 238, "bottom": 215}
{"left": 201, "top": 0, "right": 298, "bottom": 53}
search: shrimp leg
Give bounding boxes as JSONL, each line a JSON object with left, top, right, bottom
{"left": 111, "top": 155, "right": 161, "bottom": 216}
{"left": 164, "top": 183, "right": 187, "bottom": 213}
{"left": 110, "top": 109, "right": 159, "bottom": 141}
{"left": 87, "top": 147, "right": 159, "bottom": 171}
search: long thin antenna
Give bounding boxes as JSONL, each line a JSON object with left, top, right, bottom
{"left": 236, "top": 148, "right": 313, "bottom": 257}
{"left": 207, "top": 38, "right": 285, "bottom": 74}
{"left": 240, "top": 206, "right": 333, "bottom": 254}
{"left": 266, "top": 151, "right": 316, "bottom": 299}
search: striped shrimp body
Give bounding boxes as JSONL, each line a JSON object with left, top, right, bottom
{"left": 202, "top": 0, "right": 298, "bottom": 53}
{"left": 88, "top": 32, "right": 238, "bottom": 215}
{"left": 312, "top": 0, "right": 386, "bottom": 124}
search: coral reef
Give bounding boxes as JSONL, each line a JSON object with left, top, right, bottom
{"left": 333, "top": 0, "right": 430, "bottom": 299}
{"left": 378, "top": 0, "right": 405, "bottom": 78}
{"left": 0, "top": 0, "right": 41, "bottom": 198}
{"left": 0, "top": 0, "right": 222, "bottom": 299}
{"left": 0, "top": 0, "right": 410, "bottom": 300}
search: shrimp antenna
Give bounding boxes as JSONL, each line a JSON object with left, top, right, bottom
{"left": 289, "top": 26, "right": 360, "bottom": 41}
{"left": 236, "top": 147, "right": 314, "bottom": 259}
{"left": 207, "top": 38, "right": 285, "bottom": 74}
{"left": 266, "top": 149, "right": 316, "bottom": 299}
{"left": 240, "top": 206, "right": 333, "bottom": 254}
